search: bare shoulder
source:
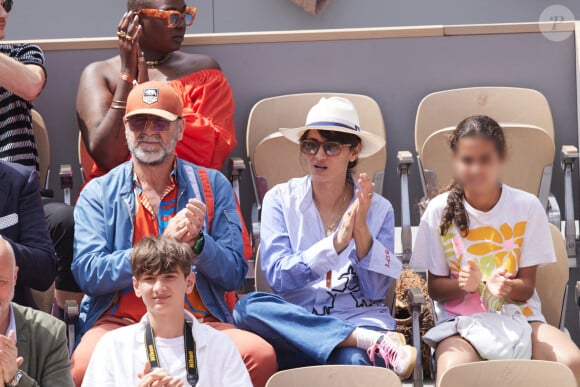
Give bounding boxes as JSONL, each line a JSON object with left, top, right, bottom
{"left": 80, "top": 56, "right": 121, "bottom": 85}
{"left": 174, "top": 51, "right": 221, "bottom": 73}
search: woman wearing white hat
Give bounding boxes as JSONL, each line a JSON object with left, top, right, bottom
{"left": 234, "top": 97, "right": 415, "bottom": 378}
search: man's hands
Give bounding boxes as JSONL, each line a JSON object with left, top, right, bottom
{"left": 486, "top": 267, "right": 513, "bottom": 299}
{"left": 137, "top": 363, "right": 184, "bottom": 387}
{"left": 0, "top": 331, "right": 24, "bottom": 385}
{"left": 458, "top": 259, "right": 482, "bottom": 293}
{"left": 164, "top": 199, "right": 206, "bottom": 248}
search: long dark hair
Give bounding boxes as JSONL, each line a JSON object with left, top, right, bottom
{"left": 439, "top": 115, "right": 506, "bottom": 236}
{"left": 299, "top": 129, "right": 361, "bottom": 172}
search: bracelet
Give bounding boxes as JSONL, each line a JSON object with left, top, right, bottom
{"left": 119, "top": 72, "right": 138, "bottom": 86}
{"left": 110, "top": 99, "right": 127, "bottom": 110}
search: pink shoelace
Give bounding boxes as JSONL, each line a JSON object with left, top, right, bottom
{"left": 367, "top": 336, "right": 400, "bottom": 367}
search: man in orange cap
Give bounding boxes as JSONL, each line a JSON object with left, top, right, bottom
{"left": 71, "top": 81, "right": 276, "bottom": 387}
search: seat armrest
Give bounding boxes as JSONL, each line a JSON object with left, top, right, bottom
{"left": 407, "top": 287, "right": 426, "bottom": 307}
{"left": 561, "top": 146, "right": 578, "bottom": 257}
{"left": 576, "top": 281, "right": 580, "bottom": 308}
{"left": 227, "top": 157, "right": 246, "bottom": 178}
{"left": 59, "top": 164, "right": 73, "bottom": 206}
{"left": 397, "top": 151, "right": 414, "bottom": 263}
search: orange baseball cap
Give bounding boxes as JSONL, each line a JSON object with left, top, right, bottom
{"left": 124, "top": 80, "right": 183, "bottom": 121}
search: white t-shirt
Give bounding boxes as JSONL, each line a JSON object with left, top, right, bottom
{"left": 411, "top": 184, "right": 556, "bottom": 323}
{"left": 82, "top": 310, "right": 252, "bottom": 387}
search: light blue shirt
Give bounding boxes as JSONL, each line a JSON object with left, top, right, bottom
{"left": 260, "top": 176, "right": 402, "bottom": 329}
{"left": 5, "top": 304, "right": 16, "bottom": 342}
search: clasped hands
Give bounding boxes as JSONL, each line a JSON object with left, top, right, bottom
{"left": 0, "top": 331, "right": 23, "bottom": 385}
{"left": 333, "top": 173, "right": 374, "bottom": 256}
{"left": 163, "top": 199, "right": 206, "bottom": 248}
{"left": 458, "top": 258, "right": 513, "bottom": 299}
{"left": 137, "top": 363, "right": 184, "bottom": 387}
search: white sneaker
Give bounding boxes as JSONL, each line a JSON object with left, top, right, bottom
{"left": 367, "top": 335, "right": 416, "bottom": 380}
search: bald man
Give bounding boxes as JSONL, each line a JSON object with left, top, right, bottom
{"left": 0, "top": 238, "right": 73, "bottom": 386}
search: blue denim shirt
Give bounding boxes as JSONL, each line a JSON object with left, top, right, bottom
{"left": 260, "top": 176, "right": 402, "bottom": 329}
{"left": 72, "top": 158, "right": 247, "bottom": 336}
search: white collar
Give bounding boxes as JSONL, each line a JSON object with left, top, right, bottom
{"left": 139, "top": 309, "right": 204, "bottom": 348}
{"left": 5, "top": 304, "right": 16, "bottom": 342}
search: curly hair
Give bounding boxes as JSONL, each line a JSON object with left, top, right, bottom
{"left": 127, "top": 0, "right": 143, "bottom": 11}
{"left": 439, "top": 115, "right": 506, "bottom": 236}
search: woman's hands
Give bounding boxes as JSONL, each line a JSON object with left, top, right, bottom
{"left": 333, "top": 173, "right": 374, "bottom": 258}
{"left": 117, "top": 12, "right": 147, "bottom": 83}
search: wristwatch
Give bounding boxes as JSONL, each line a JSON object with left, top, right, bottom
{"left": 192, "top": 232, "right": 205, "bottom": 255}
{"left": 6, "top": 370, "right": 23, "bottom": 387}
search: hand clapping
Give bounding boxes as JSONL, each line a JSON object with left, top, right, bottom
{"left": 458, "top": 258, "right": 482, "bottom": 293}
{"left": 0, "top": 330, "right": 23, "bottom": 385}
{"left": 137, "top": 363, "right": 184, "bottom": 387}
{"left": 486, "top": 267, "right": 513, "bottom": 299}
{"left": 163, "top": 199, "right": 206, "bottom": 248}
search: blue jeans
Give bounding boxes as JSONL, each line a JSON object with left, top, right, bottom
{"left": 234, "top": 292, "right": 387, "bottom": 370}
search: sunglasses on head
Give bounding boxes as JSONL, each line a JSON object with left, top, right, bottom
{"left": 138, "top": 6, "right": 197, "bottom": 29}
{"left": 126, "top": 116, "right": 174, "bottom": 132}
{"left": 1, "top": 0, "right": 13, "bottom": 13}
{"left": 300, "top": 140, "right": 352, "bottom": 157}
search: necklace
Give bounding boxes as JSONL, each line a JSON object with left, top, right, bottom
{"left": 146, "top": 53, "right": 172, "bottom": 67}
{"left": 315, "top": 186, "right": 350, "bottom": 236}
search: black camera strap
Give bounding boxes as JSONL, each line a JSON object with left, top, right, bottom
{"left": 145, "top": 320, "right": 198, "bottom": 386}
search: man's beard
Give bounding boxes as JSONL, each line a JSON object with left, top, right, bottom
{"left": 128, "top": 129, "right": 179, "bottom": 166}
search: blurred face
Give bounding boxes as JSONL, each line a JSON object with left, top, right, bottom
{"left": 125, "top": 114, "right": 183, "bottom": 166}
{"left": 137, "top": 0, "right": 188, "bottom": 54}
{"left": 452, "top": 136, "right": 504, "bottom": 195}
{"left": 0, "top": 242, "right": 17, "bottom": 321}
{"left": 133, "top": 267, "right": 195, "bottom": 316}
{"left": 302, "top": 130, "right": 360, "bottom": 184}
{"left": 0, "top": 0, "right": 9, "bottom": 40}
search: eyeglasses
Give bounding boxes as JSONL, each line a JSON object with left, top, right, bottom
{"left": 1, "top": 0, "right": 13, "bottom": 13}
{"left": 138, "top": 7, "right": 197, "bottom": 29}
{"left": 300, "top": 140, "right": 352, "bottom": 157}
{"left": 126, "top": 116, "right": 174, "bottom": 132}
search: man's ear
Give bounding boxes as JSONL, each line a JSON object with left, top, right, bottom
{"left": 184, "top": 272, "right": 195, "bottom": 294}
{"left": 176, "top": 118, "right": 185, "bottom": 141}
{"left": 133, "top": 276, "right": 142, "bottom": 298}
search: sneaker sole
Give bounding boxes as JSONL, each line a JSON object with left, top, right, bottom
{"left": 397, "top": 345, "right": 417, "bottom": 380}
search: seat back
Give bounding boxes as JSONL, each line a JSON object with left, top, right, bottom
{"left": 536, "top": 224, "right": 570, "bottom": 328}
{"left": 265, "top": 365, "right": 401, "bottom": 387}
{"left": 31, "top": 109, "right": 50, "bottom": 187}
{"left": 247, "top": 93, "right": 386, "bottom": 191}
{"left": 78, "top": 133, "right": 95, "bottom": 183}
{"left": 439, "top": 359, "right": 576, "bottom": 387}
{"left": 420, "top": 124, "right": 555, "bottom": 196}
{"left": 415, "top": 87, "right": 554, "bottom": 154}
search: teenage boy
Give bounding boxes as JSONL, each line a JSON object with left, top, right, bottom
{"left": 83, "top": 235, "right": 252, "bottom": 386}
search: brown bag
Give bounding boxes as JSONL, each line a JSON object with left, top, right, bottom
{"left": 395, "top": 268, "right": 435, "bottom": 378}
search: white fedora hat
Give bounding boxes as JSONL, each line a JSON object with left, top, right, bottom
{"left": 279, "top": 97, "right": 385, "bottom": 158}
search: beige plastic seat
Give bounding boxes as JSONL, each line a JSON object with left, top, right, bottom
{"left": 248, "top": 93, "right": 387, "bottom": 195}
{"left": 439, "top": 359, "right": 576, "bottom": 387}
{"left": 537, "top": 223, "right": 570, "bottom": 328}
{"left": 265, "top": 365, "right": 401, "bottom": 387}
{"left": 415, "top": 87, "right": 555, "bottom": 207}
{"left": 31, "top": 109, "right": 50, "bottom": 189}
{"left": 420, "top": 124, "right": 555, "bottom": 197}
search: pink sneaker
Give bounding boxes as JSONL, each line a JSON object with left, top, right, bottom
{"left": 367, "top": 335, "right": 416, "bottom": 380}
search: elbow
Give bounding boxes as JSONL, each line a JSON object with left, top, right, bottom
{"left": 22, "top": 77, "right": 45, "bottom": 101}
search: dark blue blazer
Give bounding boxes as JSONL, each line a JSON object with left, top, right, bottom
{"left": 0, "top": 161, "right": 56, "bottom": 307}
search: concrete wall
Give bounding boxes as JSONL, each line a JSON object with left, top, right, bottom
{"left": 5, "top": 0, "right": 580, "bottom": 39}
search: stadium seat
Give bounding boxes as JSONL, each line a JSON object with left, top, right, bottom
{"left": 265, "top": 365, "right": 401, "bottom": 387}
{"left": 438, "top": 360, "right": 576, "bottom": 387}
{"left": 412, "top": 87, "right": 577, "bottom": 256}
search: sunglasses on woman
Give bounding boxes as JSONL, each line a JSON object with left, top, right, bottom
{"left": 126, "top": 116, "right": 174, "bottom": 132}
{"left": 1, "top": 0, "right": 13, "bottom": 13}
{"left": 300, "top": 140, "right": 352, "bottom": 157}
{"left": 138, "top": 6, "right": 197, "bottom": 29}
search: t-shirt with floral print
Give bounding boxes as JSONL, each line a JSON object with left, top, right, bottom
{"left": 411, "top": 184, "right": 556, "bottom": 324}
